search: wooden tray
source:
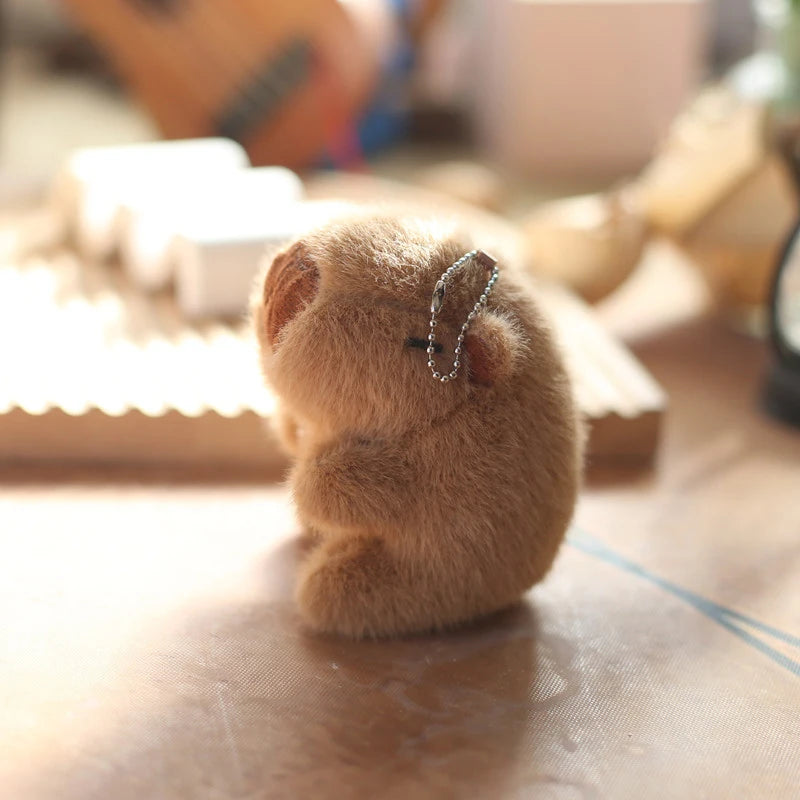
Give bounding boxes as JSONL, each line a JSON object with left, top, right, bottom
{"left": 0, "top": 246, "right": 664, "bottom": 472}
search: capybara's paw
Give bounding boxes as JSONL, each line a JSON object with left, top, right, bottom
{"left": 295, "top": 536, "right": 400, "bottom": 639}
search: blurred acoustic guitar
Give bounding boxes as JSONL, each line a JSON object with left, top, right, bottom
{"left": 60, "top": 0, "right": 377, "bottom": 167}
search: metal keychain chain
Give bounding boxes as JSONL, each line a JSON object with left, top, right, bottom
{"left": 426, "top": 249, "right": 499, "bottom": 383}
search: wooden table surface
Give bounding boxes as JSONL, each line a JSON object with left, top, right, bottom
{"left": 1, "top": 308, "right": 799, "bottom": 799}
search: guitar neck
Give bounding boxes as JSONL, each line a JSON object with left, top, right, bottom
{"left": 61, "top": 0, "right": 376, "bottom": 166}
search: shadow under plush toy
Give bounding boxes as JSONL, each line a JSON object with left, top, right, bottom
{"left": 254, "top": 214, "right": 582, "bottom": 638}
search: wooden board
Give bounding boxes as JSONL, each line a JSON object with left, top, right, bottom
{"left": 0, "top": 245, "right": 664, "bottom": 471}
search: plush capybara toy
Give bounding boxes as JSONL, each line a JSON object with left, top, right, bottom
{"left": 254, "top": 214, "right": 583, "bottom": 638}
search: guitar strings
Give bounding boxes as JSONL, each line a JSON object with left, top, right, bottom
{"left": 191, "top": 0, "right": 364, "bottom": 164}
{"left": 188, "top": 0, "right": 314, "bottom": 113}
{"left": 133, "top": 0, "right": 367, "bottom": 164}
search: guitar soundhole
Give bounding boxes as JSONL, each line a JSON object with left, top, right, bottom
{"left": 215, "top": 38, "right": 312, "bottom": 144}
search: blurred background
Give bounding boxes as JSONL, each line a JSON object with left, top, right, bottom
{"left": 0, "top": 1, "right": 773, "bottom": 180}
{"left": 0, "top": 0, "right": 769, "bottom": 175}
{"left": 0, "top": 1, "right": 789, "bottom": 177}
{"left": 2, "top": 0, "right": 800, "bottom": 469}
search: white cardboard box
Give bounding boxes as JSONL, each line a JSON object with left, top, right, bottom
{"left": 475, "top": 0, "right": 708, "bottom": 179}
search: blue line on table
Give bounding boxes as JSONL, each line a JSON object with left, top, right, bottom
{"left": 568, "top": 530, "right": 800, "bottom": 678}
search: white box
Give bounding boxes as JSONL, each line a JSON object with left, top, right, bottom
{"left": 119, "top": 166, "right": 303, "bottom": 291}
{"left": 475, "top": 0, "right": 708, "bottom": 179}
{"left": 51, "top": 138, "right": 249, "bottom": 260}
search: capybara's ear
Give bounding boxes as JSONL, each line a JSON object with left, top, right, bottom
{"left": 262, "top": 241, "right": 319, "bottom": 350}
{"left": 463, "top": 313, "right": 521, "bottom": 387}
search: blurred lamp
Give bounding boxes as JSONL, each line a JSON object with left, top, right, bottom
{"left": 766, "top": 221, "right": 800, "bottom": 424}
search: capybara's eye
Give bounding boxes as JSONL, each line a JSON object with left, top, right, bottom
{"left": 406, "top": 337, "right": 442, "bottom": 353}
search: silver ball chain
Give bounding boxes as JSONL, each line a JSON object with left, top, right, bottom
{"left": 426, "top": 249, "right": 499, "bottom": 383}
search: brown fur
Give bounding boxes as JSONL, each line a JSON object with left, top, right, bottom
{"left": 253, "top": 214, "right": 583, "bottom": 638}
